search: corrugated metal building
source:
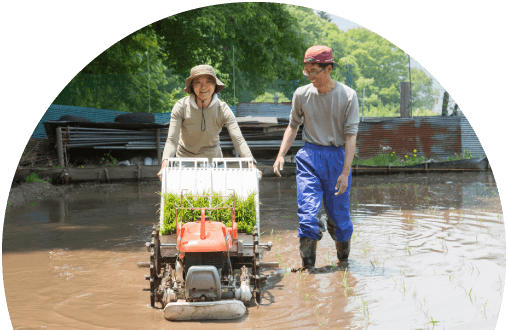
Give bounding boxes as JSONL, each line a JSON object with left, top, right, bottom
{"left": 236, "top": 102, "right": 292, "bottom": 118}
{"left": 356, "top": 116, "right": 463, "bottom": 159}
{"left": 234, "top": 102, "right": 485, "bottom": 160}
{"left": 34, "top": 103, "right": 486, "bottom": 160}
{"left": 460, "top": 118, "right": 485, "bottom": 158}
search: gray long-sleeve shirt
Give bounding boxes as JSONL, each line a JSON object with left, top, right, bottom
{"left": 289, "top": 82, "right": 360, "bottom": 146}
{"left": 162, "top": 95, "right": 253, "bottom": 162}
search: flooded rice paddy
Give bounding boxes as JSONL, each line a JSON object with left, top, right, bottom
{"left": 2, "top": 171, "right": 505, "bottom": 329}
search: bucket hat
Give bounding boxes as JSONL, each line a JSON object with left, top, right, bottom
{"left": 184, "top": 65, "right": 225, "bottom": 94}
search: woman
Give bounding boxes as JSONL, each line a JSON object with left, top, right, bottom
{"left": 157, "top": 64, "right": 258, "bottom": 180}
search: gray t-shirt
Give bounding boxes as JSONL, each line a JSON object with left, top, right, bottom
{"left": 289, "top": 82, "right": 360, "bottom": 146}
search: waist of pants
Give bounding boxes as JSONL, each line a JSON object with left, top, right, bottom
{"left": 303, "top": 142, "right": 345, "bottom": 151}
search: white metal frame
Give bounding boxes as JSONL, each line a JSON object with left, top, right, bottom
{"left": 160, "top": 158, "right": 259, "bottom": 233}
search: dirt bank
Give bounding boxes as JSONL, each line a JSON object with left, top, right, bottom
{"left": 7, "top": 181, "right": 67, "bottom": 208}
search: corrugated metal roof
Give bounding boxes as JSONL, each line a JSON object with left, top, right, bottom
{"left": 460, "top": 117, "right": 486, "bottom": 157}
{"left": 236, "top": 102, "right": 292, "bottom": 118}
{"left": 356, "top": 116, "right": 462, "bottom": 159}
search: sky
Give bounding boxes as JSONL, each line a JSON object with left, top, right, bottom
{"left": 315, "top": 9, "right": 450, "bottom": 112}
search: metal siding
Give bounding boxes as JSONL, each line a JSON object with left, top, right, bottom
{"left": 356, "top": 117, "right": 462, "bottom": 160}
{"left": 236, "top": 102, "right": 292, "bottom": 118}
{"left": 460, "top": 117, "right": 486, "bottom": 158}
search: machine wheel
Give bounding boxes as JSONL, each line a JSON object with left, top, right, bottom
{"left": 149, "top": 225, "right": 161, "bottom": 307}
{"left": 252, "top": 227, "right": 262, "bottom": 304}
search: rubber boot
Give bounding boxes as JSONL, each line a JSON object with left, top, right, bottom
{"left": 299, "top": 237, "right": 318, "bottom": 270}
{"left": 336, "top": 238, "right": 351, "bottom": 260}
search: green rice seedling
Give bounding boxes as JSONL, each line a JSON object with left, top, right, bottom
{"left": 29, "top": 201, "right": 36, "bottom": 207}
{"left": 314, "top": 303, "right": 323, "bottom": 315}
{"left": 468, "top": 288, "right": 473, "bottom": 303}
{"left": 304, "top": 293, "right": 312, "bottom": 301}
{"left": 341, "top": 269, "right": 350, "bottom": 296}
{"left": 483, "top": 300, "right": 488, "bottom": 319}
{"left": 405, "top": 246, "right": 411, "bottom": 255}
{"left": 428, "top": 317, "right": 440, "bottom": 327}
{"left": 318, "top": 310, "right": 329, "bottom": 326}
{"left": 361, "top": 297, "right": 369, "bottom": 318}
{"left": 160, "top": 191, "right": 257, "bottom": 235}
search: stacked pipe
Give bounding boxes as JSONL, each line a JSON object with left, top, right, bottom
{"left": 59, "top": 120, "right": 304, "bottom": 152}
{"left": 61, "top": 127, "right": 168, "bottom": 149}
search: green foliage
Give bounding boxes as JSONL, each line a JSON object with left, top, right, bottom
{"left": 25, "top": 173, "right": 49, "bottom": 183}
{"left": 160, "top": 191, "right": 257, "bottom": 235}
{"left": 287, "top": 6, "right": 439, "bottom": 116}
{"left": 253, "top": 92, "right": 290, "bottom": 103}
{"left": 153, "top": 3, "right": 306, "bottom": 104}
{"left": 100, "top": 151, "right": 117, "bottom": 166}
{"left": 51, "top": 4, "right": 440, "bottom": 116}
{"left": 446, "top": 148, "right": 478, "bottom": 161}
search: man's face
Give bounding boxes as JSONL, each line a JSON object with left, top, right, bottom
{"left": 192, "top": 75, "right": 216, "bottom": 100}
{"left": 304, "top": 63, "right": 327, "bottom": 86}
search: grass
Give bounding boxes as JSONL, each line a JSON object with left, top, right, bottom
{"left": 352, "top": 148, "right": 480, "bottom": 167}
{"left": 25, "top": 172, "right": 50, "bottom": 184}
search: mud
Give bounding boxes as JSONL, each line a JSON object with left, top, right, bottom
{"left": 2, "top": 171, "right": 505, "bottom": 329}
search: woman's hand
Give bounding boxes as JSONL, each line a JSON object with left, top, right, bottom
{"left": 157, "top": 159, "right": 168, "bottom": 181}
{"left": 249, "top": 162, "right": 263, "bottom": 181}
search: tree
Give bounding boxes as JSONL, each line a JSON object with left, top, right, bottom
{"left": 442, "top": 91, "right": 450, "bottom": 116}
{"left": 317, "top": 11, "right": 332, "bottom": 22}
{"left": 53, "top": 29, "right": 174, "bottom": 113}
{"left": 152, "top": 3, "right": 306, "bottom": 104}
{"left": 409, "top": 68, "right": 438, "bottom": 111}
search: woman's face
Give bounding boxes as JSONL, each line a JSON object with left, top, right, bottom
{"left": 192, "top": 75, "right": 216, "bottom": 101}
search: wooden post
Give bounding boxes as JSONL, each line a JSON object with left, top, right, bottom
{"left": 156, "top": 128, "right": 161, "bottom": 166}
{"left": 400, "top": 82, "right": 411, "bottom": 118}
{"left": 56, "top": 127, "right": 65, "bottom": 168}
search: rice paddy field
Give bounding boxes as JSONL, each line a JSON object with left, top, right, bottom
{"left": 2, "top": 171, "right": 505, "bottom": 329}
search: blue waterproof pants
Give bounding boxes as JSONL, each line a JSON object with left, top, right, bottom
{"left": 296, "top": 143, "right": 353, "bottom": 242}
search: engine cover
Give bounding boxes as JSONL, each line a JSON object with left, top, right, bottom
{"left": 185, "top": 266, "right": 221, "bottom": 302}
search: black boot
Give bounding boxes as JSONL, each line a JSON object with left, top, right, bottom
{"left": 336, "top": 238, "right": 351, "bottom": 260}
{"left": 299, "top": 237, "right": 318, "bottom": 270}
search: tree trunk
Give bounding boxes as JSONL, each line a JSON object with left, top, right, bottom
{"left": 442, "top": 91, "right": 449, "bottom": 116}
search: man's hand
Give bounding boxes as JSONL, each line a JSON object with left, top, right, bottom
{"left": 335, "top": 173, "right": 348, "bottom": 195}
{"left": 273, "top": 155, "right": 285, "bottom": 177}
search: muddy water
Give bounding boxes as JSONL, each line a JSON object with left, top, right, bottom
{"left": 2, "top": 172, "right": 505, "bottom": 329}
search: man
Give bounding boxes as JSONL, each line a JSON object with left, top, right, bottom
{"left": 273, "top": 45, "right": 360, "bottom": 270}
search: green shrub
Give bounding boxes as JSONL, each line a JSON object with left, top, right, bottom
{"left": 25, "top": 172, "right": 49, "bottom": 183}
{"left": 160, "top": 191, "right": 257, "bottom": 235}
